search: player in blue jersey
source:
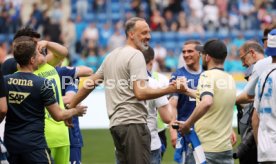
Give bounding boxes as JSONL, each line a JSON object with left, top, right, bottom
{"left": 56, "top": 65, "right": 92, "bottom": 164}
{"left": 2, "top": 36, "right": 87, "bottom": 164}
{"left": 169, "top": 40, "right": 202, "bottom": 164}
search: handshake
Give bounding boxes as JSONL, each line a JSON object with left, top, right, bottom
{"left": 169, "top": 77, "right": 190, "bottom": 94}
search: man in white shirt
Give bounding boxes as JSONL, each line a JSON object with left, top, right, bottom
{"left": 142, "top": 46, "right": 172, "bottom": 164}
{"left": 253, "top": 29, "right": 276, "bottom": 163}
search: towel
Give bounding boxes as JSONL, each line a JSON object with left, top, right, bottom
{"left": 174, "top": 128, "right": 206, "bottom": 164}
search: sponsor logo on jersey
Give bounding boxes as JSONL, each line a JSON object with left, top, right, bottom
{"left": 8, "top": 91, "right": 30, "bottom": 104}
{"left": 7, "top": 78, "right": 33, "bottom": 86}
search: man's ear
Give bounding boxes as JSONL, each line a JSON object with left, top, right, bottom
{"left": 129, "top": 31, "right": 134, "bottom": 39}
{"left": 30, "top": 56, "right": 35, "bottom": 65}
{"left": 251, "top": 50, "right": 257, "bottom": 58}
{"left": 205, "top": 54, "right": 211, "bottom": 62}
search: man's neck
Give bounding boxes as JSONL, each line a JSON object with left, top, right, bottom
{"left": 208, "top": 63, "right": 224, "bottom": 70}
{"left": 126, "top": 40, "right": 138, "bottom": 50}
{"left": 186, "top": 63, "right": 200, "bottom": 72}
{"left": 256, "top": 54, "right": 265, "bottom": 61}
{"left": 18, "top": 66, "right": 34, "bottom": 73}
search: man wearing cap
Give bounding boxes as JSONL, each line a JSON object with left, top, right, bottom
{"left": 262, "top": 25, "right": 276, "bottom": 49}
{"left": 176, "top": 39, "right": 236, "bottom": 163}
{"left": 253, "top": 29, "right": 276, "bottom": 163}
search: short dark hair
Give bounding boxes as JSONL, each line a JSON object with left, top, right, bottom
{"left": 125, "top": 17, "right": 145, "bottom": 38}
{"left": 13, "top": 27, "right": 41, "bottom": 41}
{"left": 184, "top": 40, "right": 201, "bottom": 46}
{"left": 142, "top": 46, "right": 154, "bottom": 64}
{"left": 13, "top": 36, "right": 37, "bottom": 66}
{"left": 240, "top": 41, "right": 264, "bottom": 54}
{"left": 195, "top": 39, "right": 227, "bottom": 61}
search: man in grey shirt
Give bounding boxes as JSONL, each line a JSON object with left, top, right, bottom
{"left": 69, "top": 17, "right": 186, "bottom": 164}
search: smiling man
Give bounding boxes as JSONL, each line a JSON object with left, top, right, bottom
{"left": 69, "top": 17, "right": 187, "bottom": 164}
{"left": 169, "top": 40, "right": 202, "bottom": 164}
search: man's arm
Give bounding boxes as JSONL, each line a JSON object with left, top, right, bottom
{"left": 252, "top": 109, "right": 259, "bottom": 144}
{"left": 37, "top": 40, "right": 68, "bottom": 67}
{"left": 63, "top": 91, "right": 76, "bottom": 105}
{"left": 169, "top": 96, "right": 178, "bottom": 148}
{"left": 176, "top": 95, "right": 213, "bottom": 135}
{"left": 46, "top": 102, "right": 87, "bottom": 121}
{"left": 133, "top": 78, "right": 186, "bottom": 101}
{"left": 236, "top": 69, "right": 259, "bottom": 104}
{"left": 158, "top": 104, "right": 172, "bottom": 124}
{"left": 0, "top": 97, "right": 7, "bottom": 123}
{"left": 236, "top": 92, "right": 254, "bottom": 104}
{"left": 76, "top": 66, "right": 93, "bottom": 77}
{"left": 69, "top": 74, "right": 103, "bottom": 108}
{"left": 183, "top": 88, "right": 197, "bottom": 99}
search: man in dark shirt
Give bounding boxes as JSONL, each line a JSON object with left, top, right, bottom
{"left": 3, "top": 36, "right": 87, "bottom": 164}
{"left": 0, "top": 69, "right": 8, "bottom": 164}
{"left": 0, "top": 69, "right": 7, "bottom": 124}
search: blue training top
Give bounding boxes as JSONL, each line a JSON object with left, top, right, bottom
{"left": 170, "top": 66, "right": 202, "bottom": 121}
{"left": 56, "top": 66, "right": 83, "bottom": 148}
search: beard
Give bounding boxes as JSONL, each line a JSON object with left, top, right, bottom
{"left": 133, "top": 37, "right": 148, "bottom": 51}
{"left": 202, "top": 62, "right": 207, "bottom": 70}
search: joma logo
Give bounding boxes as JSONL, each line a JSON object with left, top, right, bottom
{"left": 8, "top": 91, "right": 30, "bottom": 104}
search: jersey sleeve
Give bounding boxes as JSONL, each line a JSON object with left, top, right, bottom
{"left": 155, "top": 95, "right": 169, "bottom": 108}
{"left": 243, "top": 68, "right": 259, "bottom": 96}
{"left": 41, "top": 79, "right": 57, "bottom": 106}
{"left": 197, "top": 72, "right": 214, "bottom": 100}
{"left": 129, "top": 53, "right": 148, "bottom": 82}
{"left": 0, "top": 70, "right": 6, "bottom": 98}
{"left": 56, "top": 66, "right": 76, "bottom": 79}
{"left": 65, "top": 82, "right": 78, "bottom": 94}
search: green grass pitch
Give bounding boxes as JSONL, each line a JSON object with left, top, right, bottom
{"left": 81, "top": 129, "right": 241, "bottom": 164}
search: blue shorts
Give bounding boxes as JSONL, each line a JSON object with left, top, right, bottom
{"left": 70, "top": 147, "right": 81, "bottom": 164}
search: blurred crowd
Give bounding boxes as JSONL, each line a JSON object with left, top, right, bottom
{"left": 0, "top": 0, "right": 276, "bottom": 73}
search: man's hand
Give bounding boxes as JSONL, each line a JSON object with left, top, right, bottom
{"left": 169, "top": 123, "right": 178, "bottom": 148}
{"left": 231, "top": 130, "right": 237, "bottom": 146}
{"left": 170, "top": 77, "right": 188, "bottom": 93}
{"left": 37, "top": 40, "right": 48, "bottom": 53}
{"left": 75, "top": 105, "right": 88, "bottom": 116}
{"left": 174, "top": 120, "right": 191, "bottom": 136}
{"left": 64, "top": 118, "right": 73, "bottom": 128}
